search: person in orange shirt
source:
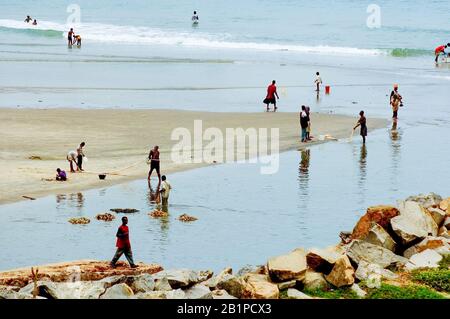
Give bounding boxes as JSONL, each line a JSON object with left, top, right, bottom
{"left": 435, "top": 43, "right": 449, "bottom": 63}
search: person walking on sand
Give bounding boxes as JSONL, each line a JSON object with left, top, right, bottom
{"left": 390, "top": 84, "right": 402, "bottom": 119}
{"left": 55, "top": 168, "right": 67, "bottom": 181}
{"left": 314, "top": 72, "right": 322, "bottom": 92}
{"left": 76, "top": 142, "right": 86, "bottom": 172}
{"left": 300, "top": 105, "right": 309, "bottom": 143}
{"left": 158, "top": 175, "right": 172, "bottom": 208}
{"left": 110, "top": 216, "right": 138, "bottom": 269}
{"left": 67, "top": 150, "right": 78, "bottom": 173}
{"left": 264, "top": 80, "right": 279, "bottom": 112}
{"left": 353, "top": 110, "right": 367, "bottom": 144}
{"left": 148, "top": 145, "right": 161, "bottom": 184}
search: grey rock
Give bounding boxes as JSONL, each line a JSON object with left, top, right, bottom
{"left": 346, "top": 240, "right": 408, "bottom": 268}
{"left": 363, "top": 223, "right": 397, "bottom": 252}
{"left": 211, "top": 289, "right": 237, "bottom": 299}
{"left": 154, "top": 276, "right": 172, "bottom": 291}
{"left": 267, "top": 249, "right": 307, "bottom": 282}
{"left": 216, "top": 274, "right": 246, "bottom": 298}
{"left": 403, "top": 236, "right": 450, "bottom": 259}
{"left": 134, "top": 291, "right": 167, "bottom": 299}
{"left": 165, "top": 289, "right": 186, "bottom": 299}
{"left": 277, "top": 280, "right": 297, "bottom": 291}
{"left": 100, "top": 283, "right": 134, "bottom": 299}
{"left": 153, "top": 269, "right": 199, "bottom": 289}
{"left": 184, "top": 284, "right": 213, "bottom": 299}
{"left": 350, "top": 284, "right": 367, "bottom": 298}
{"left": 355, "top": 261, "right": 398, "bottom": 282}
{"left": 286, "top": 288, "right": 313, "bottom": 299}
{"left": 303, "top": 270, "right": 329, "bottom": 290}
{"left": 427, "top": 207, "right": 447, "bottom": 226}
{"left": 405, "top": 249, "right": 443, "bottom": 271}
{"left": 128, "top": 274, "right": 155, "bottom": 293}
{"left": 406, "top": 193, "right": 442, "bottom": 209}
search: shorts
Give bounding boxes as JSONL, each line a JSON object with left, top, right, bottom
{"left": 263, "top": 97, "right": 276, "bottom": 105}
{"left": 150, "top": 161, "right": 160, "bottom": 173}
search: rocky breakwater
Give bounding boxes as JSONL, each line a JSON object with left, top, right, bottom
{"left": 1, "top": 193, "right": 449, "bottom": 299}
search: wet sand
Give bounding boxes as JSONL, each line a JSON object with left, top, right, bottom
{"left": 0, "top": 108, "right": 387, "bottom": 205}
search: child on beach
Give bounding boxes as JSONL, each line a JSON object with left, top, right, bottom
{"left": 353, "top": 110, "right": 367, "bottom": 144}
{"left": 55, "top": 168, "right": 67, "bottom": 181}
{"left": 314, "top": 72, "right": 322, "bottom": 92}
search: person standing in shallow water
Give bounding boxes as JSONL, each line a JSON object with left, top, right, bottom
{"left": 110, "top": 217, "right": 138, "bottom": 269}
{"left": 353, "top": 110, "right": 367, "bottom": 144}
{"left": 390, "top": 84, "right": 402, "bottom": 119}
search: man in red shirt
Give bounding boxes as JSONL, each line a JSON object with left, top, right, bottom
{"left": 264, "top": 80, "right": 279, "bottom": 112}
{"left": 435, "top": 43, "right": 449, "bottom": 63}
{"left": 110, "top": 216, "right": 138, "bottom": 268}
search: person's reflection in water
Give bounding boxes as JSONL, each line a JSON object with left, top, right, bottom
{"left": 359, "top": 144, "right": 367, "bottom": 184}
{"left": 298, "top": 149, "right": 310, "bottom": 191}
{"left": 76, "top": 192, "right": 84, "bottom": 209}
{"left": 56, "top": 194, "right": 66, "bottom": 210}
{"left": 389, "top": 119, "right": 402, "bottom": 191}
{"left": 147, "top": 180, "right": 159, "bottom": 206}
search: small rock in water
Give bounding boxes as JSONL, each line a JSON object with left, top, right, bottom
{"left": 68, "top": 217, "right": 90, "bottom": 225}
{"left": 96, "top": 213, "right": 116, "bottom": 222}
{"left": 110, "top": 208, "right": 139, "bottom": 214}
{"left": 149, "top": 210, "right": 168, "bottom": 218}
{"left": 178, "top": 214, "right": 198, "bottom": 222}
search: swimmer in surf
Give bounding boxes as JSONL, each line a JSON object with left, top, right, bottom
{"left": 68, "top": 28, "right": 75, "bottom": 46}
{"left": 192, "top": 11, "right": 199, "bottom": 23}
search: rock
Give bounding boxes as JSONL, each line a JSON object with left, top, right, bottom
{"left": 152, "top": 269, "right": 199, "bottom": 289}
{"left": 306, "top": 247, "right": 342, "bottom": 274}
{"left": 355, "top": 261, "right": 398, "bottom": 282}
{"left": 427, "top": 207, "right": 447, "bottom": 226}
{"left": 153, "top": 277, "right": 172, "bottom": 291}
{"left": 236, "top": 265, "right": 264, "bottom": 277}
{"left": 339, "top": 231, "right": 352, "bottom": 244}
{"left": 267, "top": 249, "right": 307, "bottom": 282}
{"left": 198, "top": 270, "right": 214, "bottom": 282}
{"left": 216, "top": 274, "right": 246, "bottom": 298}
{"left": 100, "top": 283, "right": 134, "bottom": 299}
{"left": 242, "top": 274, "right": 279, "bottom": 299}
{"left": 351, "top": 284, "right": 367, "bottom": 298}
{"left": 324, "top": 255, "right": 355, "bottom": 288}
{"left": 346, "top": 240, "right": 408, "bottom": 268}
{"left": 405, "top": 249, "right": 443, "bottom": 271}
{"left": 403, "top": 236, "right": 450, "bottom": 259}
{"left": 287, "top": 288, "right": 313, "bottom": 299}
{"left": 204, "top": 267, "right": 232, "bottom": 289}
{"left": 438, "top": 227, "right": 450, "bottom": 239}
{"left": 0, "top": 260, "right": 162, "bottom": 288}
{"left": 165, "top": 289, "right": 186, "bottom": 299}
{"left": 184, "top": 284, "right": 213, "bottom": 299}
{"left": 277, "top": 280, "right": 297, "bottom": 291}
{"left": 363, "top": 223, "right": 397, "bottom": 252}
{"left": 211, "top": 289, "right": 237, "bottom": 299}
{"left": 351, "top": 206, "right": 399, "bottom": 240}
{"left": 444, "top": 217, "right": 450, "bottom": 230}
{"left": 303, "top": 270, "right": 329, "bottom": 290}
{"left": 390, "top": 201, "right": 438, "bottom": 245}
{"left": 406, "top": 193, "right": 442, "bottom": 209}
{"left": 134, "top": 291, "right": 167, "bottom": 299}
{"left": 128, "top": 274, "right": 155, "bottom": 293}
{"left": 439, "top": 197, "right": 450, "bottom": 214}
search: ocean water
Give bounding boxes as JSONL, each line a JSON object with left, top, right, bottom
{"left": 1, "top": 1, "right": 450, "bottom": 272}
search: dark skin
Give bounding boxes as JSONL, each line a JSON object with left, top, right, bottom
{"left": 116, "top": 218, "right": 129, "bottom": 238}
{"left": 353, "top": 112, "right": 366, "bottom": 144}
{"left": 148, "top": 146, "right": 161, "bottom": 185}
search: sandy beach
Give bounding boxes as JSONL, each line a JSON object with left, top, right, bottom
{"left": 0, "top": 108, "right": 386, "bottom": 205}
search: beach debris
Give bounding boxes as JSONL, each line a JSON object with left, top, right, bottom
{"left": 68, "top": 217, "right": 91, "bottom": 225}
{"left": 28, "top": 156, "right": 42, "bottom": 160}
{"left": 318, "top": 134, "right": 338, "bottom": 141}
{"left": 22, "top": 196, "right": 36, "bottom": 200}
{"left": 149, "top": 210, "right": 168, "bottom": 218}
{"left": 110, "top": 208, "right": 139, "bottom": 214}
{"left": 41, "top": 178, "right": 54, "bottom": 182}
{"left": 96, "top": 213, "right": 116, "bottom": 222}
{"left": 178, "top": 214, "right": 198, "bottom": 222}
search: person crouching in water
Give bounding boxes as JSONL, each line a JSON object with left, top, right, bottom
{"left": 74, "top": 34, "right": 81, "bottom": 47}
{"left": 353, "top": 111, "right": 367, "bottom": 144}
{"left": 56, "top": 168, "right": 67, "bottom": 181}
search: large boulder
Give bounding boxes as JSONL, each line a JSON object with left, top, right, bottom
{"left": 267, "top": 249, "right": 307, "bottom": 282}
{"left": 346, "top": 240, "right": 408, "bottom": 268}
{"left": 405, "top": 249, "right": 443, "bottom": 271}
{"left": 439, "top": 197, "right": 450, "bottom": 214}
{"left": 351, "top": 206, "right": 399, "bottom": 240}
{"left": 100, "top": 283, "right": 134, "bottom": 299}
{"left": 363, "top": 223, "right": 397, "bottom": 252}
{"left": 390, "top": 201, "right": 438, "bottom": 245}
{"left": 287, "top": 288, "right": 313, "bottom": 299}
{"left": 153, "top": 276, "right": 172, "bottom": 291}
{"left": 128, "top": 274, "right": 155, "bottom": 293}
{"left": 303, "top": 270, "right": 329, "bottom": 290}
{"left": 427, "top": 207, "right": 447, "bottom": 226}
{"left": 152, "top": 269, "right": 199, "bottom": 289}
{"left": 406, "top": 193, "right": 442, "bottom": 209}
{"left": 242, "top": 274, "right": 279, "bottom": 299}
{"left": 306, "top": 246, "right": 343, "bottom": 274}
{"left": 184, "top": 284, "right": 213, "bottom": 299}
{"left": 216, "top": 274, "right": 246, "bottom": 298}
{"left": 211, "top": 289, "right": 237, "bottom": 299}
{"left": 324, "top": 255, "right": 355, "bottom": 288}
{"left": 403, "top": 236, "right": 450, "bottom": 259}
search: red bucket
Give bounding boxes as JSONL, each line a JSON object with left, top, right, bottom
{"left": 325, "top": 86, "right": 331, "bottom": 94}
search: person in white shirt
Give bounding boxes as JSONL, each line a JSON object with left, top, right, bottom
{"left": 192, "top": 11, "right": 199, "bottom": 23}
{"left": 159, "top": 175, "right": 172, "bottom": 208}
{"left": 66, "top": 150, "right": 78, "bottom": 173}
{"left": 314, "top": 72, "right": 322, "bottom": 92}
